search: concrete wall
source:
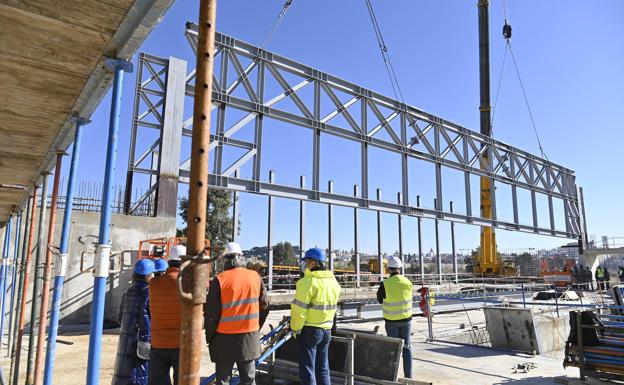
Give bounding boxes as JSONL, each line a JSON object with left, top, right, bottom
{"left": 0, "top": 209, "right": 176, "bottom": 327}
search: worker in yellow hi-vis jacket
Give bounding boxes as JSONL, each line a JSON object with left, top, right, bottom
{"left": 290, "top": 248, "right": 341, "bottom": 385}
{"left": 377, "top": 256, "right": 413, "bottom": 378}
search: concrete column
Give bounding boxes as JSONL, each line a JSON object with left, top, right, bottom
{"left": 156, "top": 57, "right": 187, "bottom": 218}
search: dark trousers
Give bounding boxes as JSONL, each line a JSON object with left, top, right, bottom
{"left": 215, "top": 360, "right": 255, "bottom": 385}
{"left": 297, "top": 327, "right": 331, "bottom": 385}
{"left": 148, "top": 347, "right": 179, "bottom": 385}
{"left": 385, "top": 321, "right": 413, "bottom": 378}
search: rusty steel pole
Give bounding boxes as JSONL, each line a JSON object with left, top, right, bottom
{"left": 27, "top": 174, "right": 49, "bottom": 385}
{"left": 9, "top": 196, "right": 32, "bottom": 384}
{"left": 13, "top": 187, "right": 38, "bottom": 385}
{"left": 33, "top": 152, "right": 64, "bottom": 385}
{"left": 178, "top": 1, "right": 216, "bottom": 384}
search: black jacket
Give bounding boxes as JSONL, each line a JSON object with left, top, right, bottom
{"left": 203, "top": 269, "right": 269, "bottom": 362}
{"left": 376, "top": 273, "right": 412, "bottom": 323}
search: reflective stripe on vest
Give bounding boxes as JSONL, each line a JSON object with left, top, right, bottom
{"left": 216, "top": 267, "right": 261, "bottom": 334}
{"left": 382, "top": 274, "right": 413, "bottom": 321}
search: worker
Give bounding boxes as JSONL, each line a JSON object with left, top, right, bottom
{"left": 112, "top": 259, "right": 155, "bottom": 385}
{"left": 595, "top": 265, "right": 605, "bottom": 290}
{"left": 583, "top": 266, "right": 594, "bottom": 291}
{"left": 604, "top": 268, "right": 611, "bottom": 290}
{"left": 204, "top": 242, "right": 269, "bottom": 385}
{"left": 619, "top": 266, "right": 624, "bottom": 283}
{"left": 376, "top": 256, "right": 413, "bottom": 378}
{"left": 153, "top": 258, "right": 168, "bottom": 278}
{"left": 578, "top": 264, "right": 587, "bottom": 290}
{"left": 291, "top": 248, "right": 341, "bottom": 385}
{"left": 571, "top": 266, "right": 578, "bottom": 289}
{"left": 148, "top": 245, "right": 185, "bottom": 385}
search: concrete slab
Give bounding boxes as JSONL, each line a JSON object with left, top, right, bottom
{"left": 0, "top": 0, "right": 176, "bottom": 221}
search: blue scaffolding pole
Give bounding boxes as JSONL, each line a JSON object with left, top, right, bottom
{"left": 7, "top": 212, "right": 22, "bottom": 356}
{"left": 0, "top": 214, "right": 13, "bottom": 347}
{"left": 43, "top": 116, "right": 89, "bottom": 385}
{"left": 85, "top": 58, "right": 132, "bottom": 385}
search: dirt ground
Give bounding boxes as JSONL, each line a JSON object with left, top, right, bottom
{"left": 1, "top": 309, "right": 585, "bottom": 385}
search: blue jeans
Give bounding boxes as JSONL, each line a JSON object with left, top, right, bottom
{"left": 385, "top": 321, "right": 412, "bottom": 378}
{"left": 297, "top": 327, "right": 331, "bottom": 385}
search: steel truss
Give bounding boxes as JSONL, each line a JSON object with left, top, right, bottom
{"left": 125, "top": 25, "right": 584, "bottom": 242}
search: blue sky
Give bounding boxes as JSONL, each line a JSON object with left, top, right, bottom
{"left": 56, "top": 0, "right": 624, "bottom": 255}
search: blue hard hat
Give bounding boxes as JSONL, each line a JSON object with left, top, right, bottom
{"left": 154, "top": 258, "right": 168, "bottom": 272}
{"left": 134, "top": 259, "right": 155, "bottom": 275}
{"left": 304, "top": 248, "right": 326, "bottom": 262}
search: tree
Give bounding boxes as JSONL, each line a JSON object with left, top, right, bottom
{"left": 273, "top": 241, "right": 296, "bottom": 265}
{"left": 178, "top": 189, "right": 239, "bottom": 258}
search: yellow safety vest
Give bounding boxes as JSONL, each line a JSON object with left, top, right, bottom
{"left": 290, "top": 269, "right": 341, "bottom": 332}
{"left": 382, "top": 274, "right": 413, "bottom": 321}
{"left": 596, "top": 268, "right": 604, "bottom": 278}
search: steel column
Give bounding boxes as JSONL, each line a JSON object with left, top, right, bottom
{"left": 13, "top": 188, "right": 37, "bottom": 385}
{"left": 299, "top": 176, "right": 305, "bottom": 262}
{"left": 267, "top": 171, "right": 274, "bottom": 290}
{"left": 450, "top": 201, "right": 457, "bottom": 284}
{"left": 27, "top": 175, "right": 49, "bottom": 385}
{"left": 353, "top": 185, "right": 360, "bottom": 288}
{"left": 417, "top": 196, "right": 424, "bottom": 283}
{"left": 463, "top": 138, "right": 473, "bottom": 220}
{"left": 434, "top": 198, "right": 441, "bottom": 284}
{"left": 328, "top": 180, "right": 334, "bottom": 271}
{"left": 397, "top": 193, "right": 404, "bottom": 275}
{"left": 376, "top": 189, "right": 383, "bottom": 282}
{"left": 34, "top": 152, "right": 64, "bottom": 385}
{"left": 44, "top": 117, "right": 88, "bottom": 385}
{"left": 85, "top": 58, "right": 132, "bottom": 385}
{"left": 361, "top": 143, "right": 369, "bottom": 201}
{"left": 434, "top": 124, "right": 443, "bottom": 219}
{"left": 231, "top": 170, "right": 239, "bottom": 242}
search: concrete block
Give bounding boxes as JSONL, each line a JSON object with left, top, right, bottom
{"left": 485, "top": 306, "right": 569, "bottom": 357}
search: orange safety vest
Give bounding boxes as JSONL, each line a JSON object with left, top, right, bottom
{"left": 149, "top": 267, "right": 182, "bottom": 348}
{"left": 216, "top": 267, "right": 261, "bottom": 334}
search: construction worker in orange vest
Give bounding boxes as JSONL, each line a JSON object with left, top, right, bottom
{"left": 147, "top": 245, "right": 185, "bottom": 385}
{"left": 204, "top": 242, "right": 269, "bottom": 385}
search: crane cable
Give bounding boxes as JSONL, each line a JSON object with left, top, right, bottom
{"left": 491, "top": 42, "right": 508, "bottom": 133}
{"left": 495, "top": 0, "right": 549, "bottom": 160}
{"left": 507, "top": 39, "right": 548, "bottom": 160}
{"left": 364, "top": 0, "right": 406, "bottom": 104}
{"left": 261, "top": 0, "right": 294, "bottom": 49}
{"left": 232, "top": 0, "right": 294, "bottom": 92}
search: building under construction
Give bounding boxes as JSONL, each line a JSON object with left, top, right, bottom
{"left": 1, "top": 1, "right": 624, "bottom": 385}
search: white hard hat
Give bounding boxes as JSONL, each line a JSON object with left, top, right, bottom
{"left": 387, "top": 255, "right": 403, "bottom": 269}
{"left": 169, "top": 245, "right": 186, "bottom": 261}
{"left": 221, "top": 242, "right": 243, "bottom": 258}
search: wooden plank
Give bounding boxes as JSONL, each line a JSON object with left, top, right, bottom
{"left": 0, "top": 4, "right": 107, "bottom": 75}
{"left": 0, "top": 128, "right": 54, "bottom": 154}
{"left": 0, "top": 53, "right": 87, "bottom": 129}
{"left": 0, "top": 152, "right": 42, "bottom": 185}
{"left": 0, "top": 0, "right": 132, "bottom": 36}
{"left": 0, "top": 189, "right": 27, "bottom": 214}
